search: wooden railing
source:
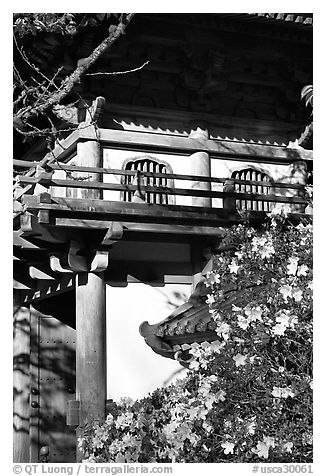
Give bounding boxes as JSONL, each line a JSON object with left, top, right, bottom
{"left": 13, "top": 159, "right": 308, "bottom": 209}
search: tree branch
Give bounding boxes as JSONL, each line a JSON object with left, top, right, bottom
{"left": 13, "top": 13, "right": 135, "bottom": 130}
{"left": 86, "top": 60, "right": 149, "bottom": 76}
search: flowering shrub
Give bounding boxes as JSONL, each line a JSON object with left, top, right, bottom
{"left": 80, "top": 207, "right": 312, "bottom": 463}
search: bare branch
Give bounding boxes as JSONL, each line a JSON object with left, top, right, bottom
{"left": 86, "top": 60, "right": 149, "bottom": 76}
{"left": 14, "top": 13, "right": 136, "bottom": 130}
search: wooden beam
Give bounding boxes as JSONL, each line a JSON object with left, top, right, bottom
{"left": 22, "top": 196, "right": 309, "bottom": 227}
{"left": 17, "top": 166, "right": 307, "bottom": 189}
{"left": 51, "top": 217, "right": 225, "bottom": 236}
{"left": 83, "top": 128, "right": 313, "bottom": 163}
{"left": 19, "top": 176, "right": 307, "bottom": 204}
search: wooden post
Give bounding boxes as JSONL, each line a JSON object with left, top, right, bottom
{"left": 76, "top": 140, "right": 102, "bottom": 199}
{"left": 76, "top": 272, "right": 106, "bottom": 424}
{"left": 13, "top": 291, "right": 31, "bottom": 463}
{"left": 189, "top": 127, "right": 211, "bottom": 208}
{"left": 75, "top": 133, "right": 107, "bottom": 462}
{"left": 287, "top": 160, "right": 307, "bottom": 213}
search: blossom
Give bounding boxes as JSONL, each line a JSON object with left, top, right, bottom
{"left": 215, "top": 321, "right": 231, "bottom": 340}
{"left": 297, "top": 264, "right": 309, "bottom": 276}
{"left": 287, "top": 257, "right": 299, "bottom": 275}
{"left": 233, "top": 353, "right": 247, "bottom": 367}
{"left": 283, "top": 442, "right": 293, "bottom": 453}
{"left": 271, "top": 310, "right": 298, "bottom": 336}
{"left": 206, "top": 294, "right": 216, "bottom": 305}
{"left": 237, "top": 314, "right": 250, "bottom": 330}
{"left": 253, "top": 436, "right": 275, "bottom": 459}
{"left": 229, "top": 260, "right": 240, "bottom": 274}
{"left": 205, "top": 272, "right": 221, "bottom": 287}
{"left": 272, "top": 386, "right": 296, "bottom": 398}
{"left": 116, "top": 412, "right": 134, "bottom": 429}
{"left": 244, "top": 305, "right": 263, "bottom": 322}
{"left": 272, "top": 323, "right": 287, "bottom": 336}
{"left": 221, "top": 441, "right": 235, "bottom": 454}
{"left": 292, "top": 289, "right": 303, "bottom": 302}
{"left": 275, "top": 311, "right": 298, "bottom": 329}
{"left": 269, "top": 203, "right": 291, "bottom": 217}
{"left": 251, "top": 236, "right": 275, "bottom": 259}
{"left": 216, "top": 389, "right": 226, "bottom": 402}
{"left": 279, "top": 284, "right": 293, "bottom": 301}
{"left": 254, "top": 441, "right": 270, "bottom": 459}
{"left": 189, "top": 360, "right": 200, "bottom": 371}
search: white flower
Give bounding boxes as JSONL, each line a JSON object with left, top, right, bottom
{"left": 206, "top": 294, "right": 216, "bottom": 305}
{"left": 279, "top": 284, "right": 293, "bottom": 301}
{"left": 253, "top": 435, "right": 275, "bottom": 459}
{"left": 215, "top": 322, "right": 231, "bottom": 340}
{"left": 283, "top": 442, "right": 293, "bottom": 453}
{"left": 269, "top": 203, "right": 291, "bottom": 217}
{"left": 189, "top": 360, "right": 200, "bottom": 371}
{"left": 233, "top": 353, "right": 247, "bottom": 367}
{"left": 216, "top": 389, "right": 226, "bottom": 402}
{"left": 272, "top": 323, "right": 287, "bottom": 336}
{"left": 205, "top": 272, "right": 220, "bottom": 287}
{"left": 237, "top": 314, "right": 250, "bottom": 330}
{"left": 263, "top": 436, "right": 275, "bottom": 448}
{"left": 229, "top": 260, "right": 240, "bottom": 274}
{"left": 287, "top": 257, "right": 299, "bottom": 275}
{"left": 221, "top": 441, "right": 235, "bottom": 455}
{"left": 297, "top": 264, "right": 309, "bottom": 276}
{"left": 245, "top": 305, "right": 263, "bottom": 322}
{"left": 281, "top": 311, "right": 297, "bottom": 326}
{"left": 272, "top": 386, "right": 295, "bottom": 398}
{"left": 292, "top": 289, "right": 303, "bottom": 302}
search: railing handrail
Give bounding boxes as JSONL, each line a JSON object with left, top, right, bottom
{"left": 13, "top": 159, "right": 307, "bottom": 191}
{"left": 16, "top": 175, "right": 308, "bottom": 205}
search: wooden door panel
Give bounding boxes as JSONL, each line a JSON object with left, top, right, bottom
{"left": 31, "top": 310, "right": 76, "bottom": 463}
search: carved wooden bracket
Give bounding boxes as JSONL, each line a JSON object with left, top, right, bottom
{"left": 100, "top": 221, "right": 124, "bottom": 246}
{"left": 50, "top": 241, "right": 109, "bottom": 274}
{"left": 52, "top": 96, "right": 106, "bottom": 128}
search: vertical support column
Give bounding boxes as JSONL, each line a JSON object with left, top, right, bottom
{"left": 13, "top": 291, "right": 31, "bottom": 463}
{"left": 76, "top": 139, "right": 102, "bottom": 199}
{"left": 287, "top": 160, "right": 307, "bottom": 213}
{"left": 76, "top": 272, "right": 106, "bottom": 460}
{"left": 189, "top": 127, "right": 211, "bottom": 208}
{"left": 75, "top": 132, "right": 106, "bottom": 461}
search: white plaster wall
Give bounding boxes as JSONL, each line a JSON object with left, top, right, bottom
{"left": 210, "top": 158, "right": 293, "bottom": 208}
{"left": 102, "top": 148, "right": 193, "bottom": 206}
{"left": 106, "top": 282, "right": 190, "bottom": 401}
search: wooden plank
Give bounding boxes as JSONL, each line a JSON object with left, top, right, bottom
{"left": 48, "top": 163, "right": 305, "bottom": 190}
{"left": 56, "top": 219, "right": 224, "bottom": 236}
{"left": 20, "top": 179, "right": 307, "bottom": 204}
{"left": 22, "top": 196, "right": 310, "bottom": 227}
{"left": 51, "top": 217, "right": 225, "bottom": 236}
{"left": 17, "top": 167, "right": 307, "bottom": 190}
{"left": 78, "top": 128, "right": 313, "bottom": 163}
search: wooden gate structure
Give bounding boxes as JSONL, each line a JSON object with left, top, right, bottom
{"left": 13, "top": 13, "right": 312, "bottom": 463}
